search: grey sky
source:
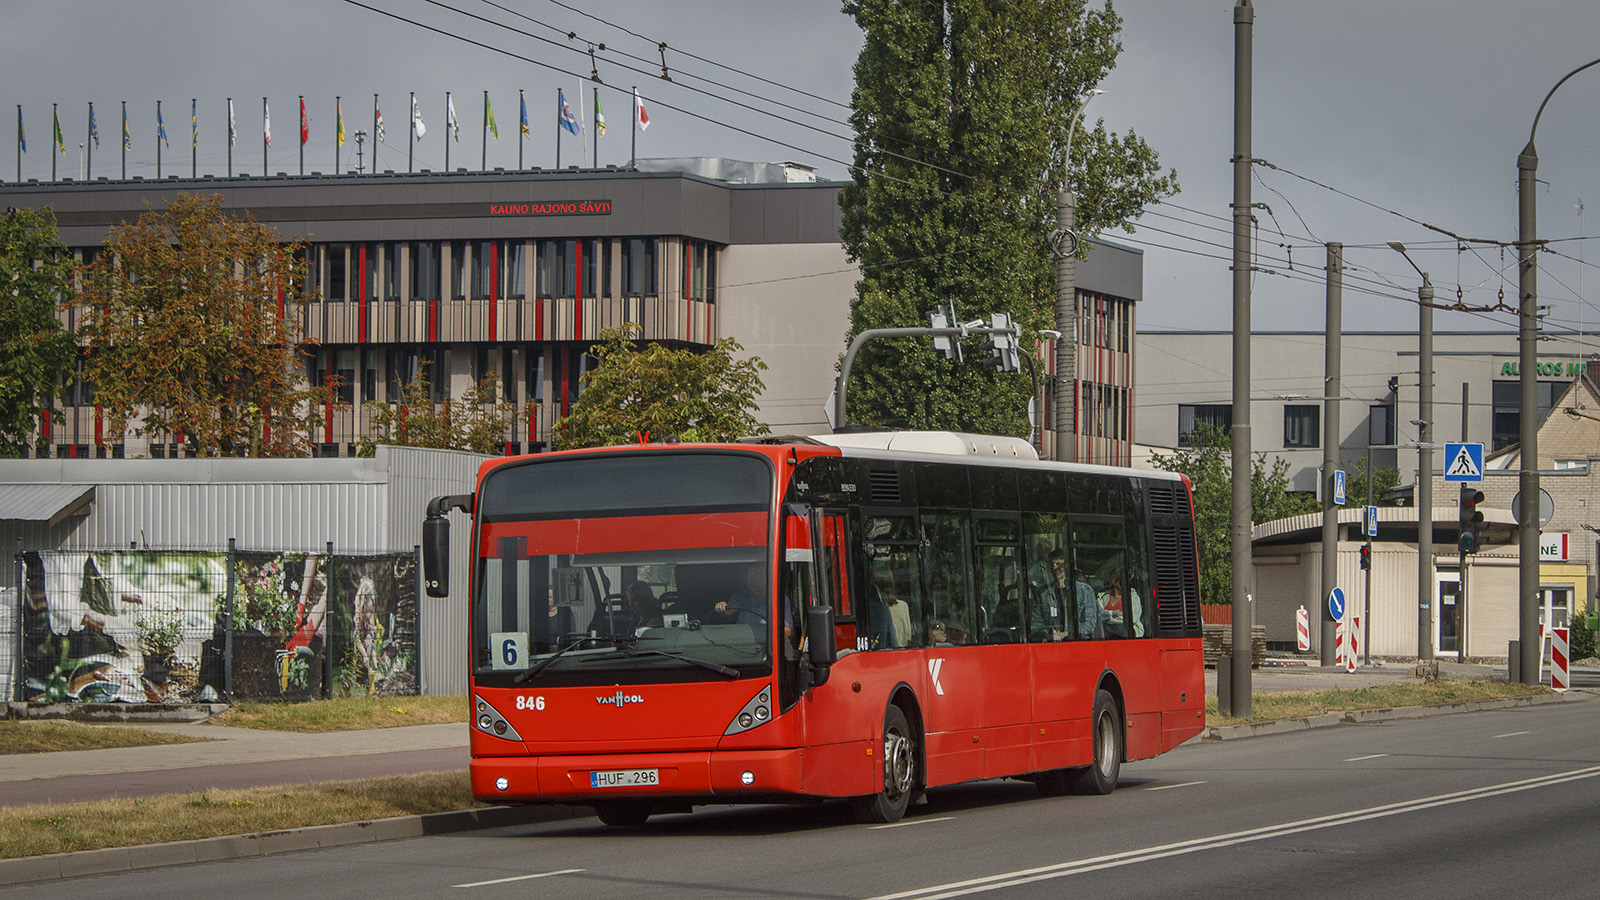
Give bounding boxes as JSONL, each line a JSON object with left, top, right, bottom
{"left": 6, "top": 1, "right": 1600, "bottom": 344}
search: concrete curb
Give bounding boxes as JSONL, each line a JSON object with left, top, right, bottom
{"left": 0, "top": 803, "right": 590, "bottom": 886}
{"left": 1199, "top": 689, "right": 1597, "bottom": 741}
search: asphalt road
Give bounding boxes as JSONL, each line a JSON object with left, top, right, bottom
{"left": 8, "top": 695, "right": 1596, "bottom": 898}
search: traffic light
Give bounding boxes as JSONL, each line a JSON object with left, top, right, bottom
{"left": 928, "top": 305, "right": 960, "bottom": 361}
{"left": 1458, "top": 485, "right": 1486, "bottom": 554}
{"left": 1358, "top": 544, "right": 1371, "bottom": 570}
{"left": 979, "top": 313, "right": 1020, "bottom": 372}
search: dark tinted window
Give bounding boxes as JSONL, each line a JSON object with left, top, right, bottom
{"left": 481, "top": 453, "right": 772, "bottom": 519}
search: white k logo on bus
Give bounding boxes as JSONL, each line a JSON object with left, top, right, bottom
{"left": 928, "top": 658, "right": 946, "bottom": 695}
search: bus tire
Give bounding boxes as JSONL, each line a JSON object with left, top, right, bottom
{"left": 594, "top": 801, "right": 651, "bottom": 827}
{"left": 1068, "top": 689, "right": 1123, "bottom": 795}
{"left": 851, "top": 704, "right": 918, "bottom": 824}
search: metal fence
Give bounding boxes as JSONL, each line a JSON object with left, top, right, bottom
{"left": 10, "top": 543, "right": 420, "bottom": 704}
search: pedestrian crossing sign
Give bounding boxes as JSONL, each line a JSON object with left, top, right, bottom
{"left": 1443, "top": 442, "right": 1483, "bottom": 482}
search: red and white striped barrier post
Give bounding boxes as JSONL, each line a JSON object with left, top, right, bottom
{"left": 1346, "top": 614, "right": 1360, "bottom": 673}
{"left": 1551, "top": 626, "right": 1570, "bottom": 692}
{"left": 1296, "top": 606, "right": 1311, "bottom": 652}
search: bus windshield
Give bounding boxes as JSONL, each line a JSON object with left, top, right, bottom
{"left": 472, "top": 452, "right": 775, "bottom": 684}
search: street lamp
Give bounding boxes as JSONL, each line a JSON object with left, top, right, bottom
{"left": 1390, "top": 241, "right": 1435, "bottom": 660}
{"left": 1516, "top": 58, "right": 1600, "bottom": 683}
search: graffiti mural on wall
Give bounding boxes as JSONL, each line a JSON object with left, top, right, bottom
{"left": 20, "top": 549, "right": 418, "bottom": 703}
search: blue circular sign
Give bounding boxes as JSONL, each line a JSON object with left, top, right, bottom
{"left": 1328, "top": 587, "right": 1346, "bottom": 621}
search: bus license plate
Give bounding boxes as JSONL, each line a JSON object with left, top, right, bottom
{"left": 591, "top": 768, "right": 659, "bottom": 788}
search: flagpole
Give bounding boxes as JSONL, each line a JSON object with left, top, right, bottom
{"left": 262, "top": 97, "right": 268, "bottom": 176}
{"left": 578, "top": 81, "right": 586, "bottom": 168}
{"left": 86, "top": 102, "right": 92, "bottom": 180}
{"left": 52, "top": 104, "right": 57, "bottom": 181}
{"left": 120, "top": 101, "right": 126, "bottom": 180}
{"left": 15, "top": 105, "right": 21, "bottom": 184}
{"left": 408, "top": 92, "right": 414, "bottom": 174}
{"left": 372, "top": 94, "right": 379, "bottom": 175}
{"left": 298, "top": 95, "right": 304, "bottom": 176}
{"left": 482, "top": 91, "right": 489, "bottom": 171}
{"left": 630, "top": 87, "right": 636, "bottom": 169}
{"left": 593, "top": 88, "right": 599, "bottom": 167}
{"left": 156, "top": 100, "right": 162, "bottom": 179}
{"left": 554, "top": 89, "right": 561, "bottom": 170}
{"left": 226, "top": 98, "right": 233, "bottom": 177}
{"left": 335, "top": 96, "right": 341, "bottom": 175}
{"left": 518, "top": 90, "right": 525, "bottom": 170}
{"left": 444, "top": 92, "right": 451, "bottom": 172}
{"left": 191, "top": 99, "right": 197, "bottom": 178}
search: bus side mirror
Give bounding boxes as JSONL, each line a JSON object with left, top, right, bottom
{"left": 807, "top": 604, "right": 837, "bottom": 681}
{"left": 423, "top": 493, "right": 472, "bottom": 599}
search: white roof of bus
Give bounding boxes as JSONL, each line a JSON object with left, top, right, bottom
{"left": 808, "top": 431, "right": 1184, "bottom": 482}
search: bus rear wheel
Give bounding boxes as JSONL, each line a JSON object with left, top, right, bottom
{"left": 851, "top": 705, "right": 918, "bottom": 824}
{"left": 1068, "top": 689, "right": 1123, "bottom": 795}
{"left": 594, "top": 801, "right": 651, "bottom": 827}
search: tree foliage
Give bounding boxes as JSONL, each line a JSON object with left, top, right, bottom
{"left": 0, "top": 207, "right": 77, "bottom": 456}
{"left": 355, "top": 371, "right": 514, "bottom": 457}
{"left": 1148, "top": 424, "right": 1322, "bottom": 606}
{"left": 839, "top": 0, "right": 1178, "bottom": 433}
{"left": 553, "top": 324, "right": 769, "bottom": 450}
{"left": 76, "top": 194, "right": 330, "bottom": 456}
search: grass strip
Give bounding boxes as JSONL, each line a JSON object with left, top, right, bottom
{"left": 0, "top": 771, "right": 482, "bottom": 859}
{"left": 0, "top": 722, "right": 209, "bottom": 755}
{"left": 204, "top": 695, "right": 466, "bottom": 732}
{"left": 1205, "top": 679, "right": 1549, "bottom": 727}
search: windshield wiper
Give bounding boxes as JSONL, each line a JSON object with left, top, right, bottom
{"left": 513, "top": 635, "right": 632, "bottom": 684}
{"left": 585, "top": 646, "right": 741, "bottom": 678}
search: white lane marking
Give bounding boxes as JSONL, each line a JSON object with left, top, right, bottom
{"left": 865, "top": 764, "right": 1600, "bottom": 900}
{"left": 1345, "top": 754, "right": 1389, "bottom": 762}
{"left": 454, "top": 868, "right": 585, "bottom": 888}
{"left": 1495, "top": 731, "right": 1531, "bottom": 738}
{"left": 869, "top": 816, "right": 956, "bottom": 830}
{"left": 1145, "top": 781, "right": 1207, "bottom": 791}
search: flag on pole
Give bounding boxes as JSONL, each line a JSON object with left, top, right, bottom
{"left": 376, "top": 107, "right": 386, "bottom": 142}
{"left": 122, "top": 105, "right": 130, "bottom": 150}
{"left": 89, "top": 103, "right": 99, "bottom": 147}
{"left": 486, "top": 93, "right": 499, "bottom": 138}
{"left": 558, "top": 90, "right": 579, "bottom": 135}
{"left": 337, "top": 100, "right": 344, "bottom": 147}
{"left": 264, "top": 99, "right": 271, "bottom": 147}
{"left": 228, "top": 98, "right": 236, "bottom": 146}
{"left": 519, "top": 91, "right": 528, "bottom": 139}
{"left": 54, "top": 109, "right": 64, "bottom": 154}
{"left": 595, "top": 90, "right": 606, "bottom": 137}
{"left": 17, "top": 107, "right": 24, "bottom": 153}
{"left": 300, "top": 98, "right": 309, "bottom": 146}
{"left": 634, "top": 88, "right": 650, "bottom": 131}
{"left": 158, "top": 106, "right": 169, "bottom": 148}
{"left": 191, "top": 100, "right": 197, "bottom": 148}
{"left": 411, "top": 95, "right": 426, "bottom": 140}
{"left": 447, "top": 94, "right": 459, "bottom": 142}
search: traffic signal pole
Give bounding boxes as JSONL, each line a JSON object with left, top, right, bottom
{"left": 833, "top": 318, "right": 1023, "bottom": 433}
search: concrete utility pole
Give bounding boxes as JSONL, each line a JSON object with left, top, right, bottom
{"left": 1320, "top": 242, "right": 1342, "bottom": 665}
{"left": 1390, "top": 241, "right": 1435, "bottom": 661}
{"left": 1515, "top": 57, "right": 1600, "bottom": 682}
{"left": 1227, "top": 0, "right": 1255, "bottom": 716}
{"left": 1053, "top": 89, "right": 1100, "bottom": 463}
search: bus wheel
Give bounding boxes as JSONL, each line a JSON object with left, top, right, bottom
{"left": 851, "top": 705, "right": 918, "bottom": 824}
{"left": 594, "top": 801, "right": 651, "bottom": 827}
{"left": 1068, "top": 689, "right": 1123, "bottom": 795}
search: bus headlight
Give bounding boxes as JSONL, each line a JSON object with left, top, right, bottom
{"left": 724, "top": 686, "right": 776, "bottom": 736}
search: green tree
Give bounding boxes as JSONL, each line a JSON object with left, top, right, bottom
{"left": 76, "top": 194, "right": 330, "bottom": 456}
{"left": 355, "top": 371, "right": 514, "bottom": 456}
{"left": 0, "top": 207, "right": 77, "bottom": 456}
{"left": 1149, "top": 424, "right": 1321, "bottom": 606}
{"left": 839, "top": 0, "right": 1177, "bottom": 433}
{"left": 554, "top": 324, "right": 768, "bottom": 450}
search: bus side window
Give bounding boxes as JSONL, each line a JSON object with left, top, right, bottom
{"left": 1124, "top": 482, "right": 1152, "bottom": 638}
{"left": 923, "top": 511, "right": 976, "bottom": 647}
{"left": 1024, "top": 514, "right": 1072, "bottom": 641}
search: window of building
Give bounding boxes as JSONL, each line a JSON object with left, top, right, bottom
{"left": 471, "top": 240, "right": 493, "bottom": 301}
{"left": 387, "top": 347, "right": 419, "bottom": 402}
{"left": 501, "top": 240, "right": 527, "bottom": 300}
{"left": 1178, "top": 404, "right": 1231, "bottom": 446}
{"left": 527, "top": 350, "right": 545, "bottom": 404}
{"left": 449, "top": 240, "right": 468, "bottom": 300}
{"left": 623, "top": 238, "right": 658, "bottom": 296}
{"left": 323, "top": 244, "right": 348, "bottom": 302}
{"left": 409, "top": 242, "right": 439, "bottom": 301}
{"left": 364, "top": 245, "right": 380, "bottom": 302}
{"left": 1283, "top": 405, "right": 1319, "bottom": 449}
{"left": 581, "top": 238, "right": 610, "bottom": 298}
{"left": 63, "top": 354, "right": 94, "bottom": 407}
{"left": 1554, "top": 458, "right": 1588, "bottom": 471}
{"left": 1369, "top": 403, "right": 1395, "bottom": 447}
{"left": 537, "top": 239, "right": 575, "bottom": 299}
{"left": 1491, "top": 379, "right": 1565, "bottom": 450}
{"left": 382, "top": 243, "right": 401, "bottom": 301}
{"left": 360, "top": 348, "right": 378, "bottom": 403}
{"left": 686, "top": 240, "right": 717, "bottom": 302}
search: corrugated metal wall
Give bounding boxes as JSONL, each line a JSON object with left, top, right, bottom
{"left": 2, "top": 446, "right": 488, "bottom": 696}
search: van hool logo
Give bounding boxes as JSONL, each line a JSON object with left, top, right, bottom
{"left": 596, "top": 691, "right": 645, "bottom": 707}
{"left": 489, "top": 200, "right": 612, "bottom": 216}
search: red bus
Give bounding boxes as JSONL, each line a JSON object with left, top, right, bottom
{"left": 423, "top": 431, "right": 1204, "bottom": 826}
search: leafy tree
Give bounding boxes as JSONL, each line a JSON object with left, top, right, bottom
{"left": 355, "top": 371, "right": 514, "bottom": 456}
{"left": 1149, "top": 424, "right": 1321, "bottom": 606}
{"left": 1340, "top": 454, "right": 1402, "bottom": 507}
{"left": 0, "top": 207, "right": 77, "bottom": 456}
{"left": 554, "top": 324, "right": 768, "bottom": 450}
{"left": 76, "top": 193, "right": 330, "bottom": 456}
{"left": 839, "top": 0, "right": 1178, "bottom": 433}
